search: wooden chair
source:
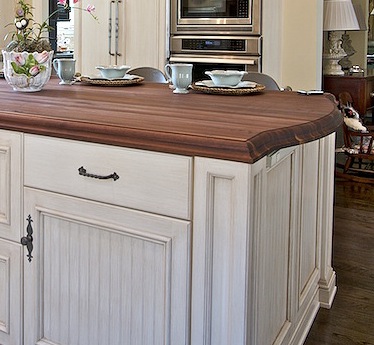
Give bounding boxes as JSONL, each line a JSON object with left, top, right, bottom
{"left": 337, "top": 92, "right": 374, "bottom": 176}
{"left": 341, "top": 122, "right": 374, "bottom": 174}
{"left": 127, "top": 67, "right": 168, "bottom": 83}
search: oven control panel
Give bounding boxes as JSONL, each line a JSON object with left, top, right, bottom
{"left": 238, "top": 0, "right": 249, "bottom": 17}
{"left": 171, "top": 36, "right": 261, "bottom": 55}
{"left": 182, "top": 38, "right": 246, "bottom": 52}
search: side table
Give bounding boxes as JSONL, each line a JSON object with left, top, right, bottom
{"left": 323, "top": 72, "right": 374, "bottom": 122}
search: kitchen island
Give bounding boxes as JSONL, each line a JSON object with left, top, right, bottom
{"left": 0, "top": 80, "right": 341, "bottom": 345}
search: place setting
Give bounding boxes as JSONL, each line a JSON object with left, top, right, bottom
{"left": 191, "top": 70, "right": 266, "bottom": 95}
{"left": 79, "top": 65, "right": 144, "bottom": 86}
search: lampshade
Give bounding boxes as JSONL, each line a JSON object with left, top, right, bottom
{"left": 323, "top": 0, "right": 360, "bottom": 31}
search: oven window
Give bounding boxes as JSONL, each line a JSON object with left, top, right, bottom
{"left": 191, "top": 62, "right": 247, "bottom": 82}
{"left": 181, "top": 0, "right": 249, "bottom": 18}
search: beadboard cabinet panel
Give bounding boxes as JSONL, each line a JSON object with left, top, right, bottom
{"left": 23, "top": 187, "right": 191, "bottom": 345}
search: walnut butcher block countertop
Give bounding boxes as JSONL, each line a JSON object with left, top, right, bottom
{"left": 0, "top": 79, "right": 342, "bottom": 163}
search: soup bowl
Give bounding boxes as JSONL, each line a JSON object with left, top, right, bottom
{"left": 205, "top": 70, "right": 248, "bottom": 86}
{"left": 95, "top": 65, "right": 131, "bottom": 79}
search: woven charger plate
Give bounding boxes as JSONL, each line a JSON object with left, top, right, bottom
{"left": 191, "top": 82, "right": 265, "bottom": 95}
{"left": 80, "top": 76, "right": 144, "bottom": 86}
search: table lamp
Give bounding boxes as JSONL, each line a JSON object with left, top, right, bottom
{"left": 323, "top": 0, "right": 359, "bottom": 75}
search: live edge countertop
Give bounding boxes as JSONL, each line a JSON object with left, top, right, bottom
{"left": 0, "top": 79, "right": 342, "bottom": 164}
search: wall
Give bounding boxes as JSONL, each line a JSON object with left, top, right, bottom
{"left": 0, "top": 1, "right": 17, "bottom": 51}
{"left": 263, "top": 0, "right": 324, "bottom": 91}
{"left": 350, "top": 0, "right": 368, "bottom": 69}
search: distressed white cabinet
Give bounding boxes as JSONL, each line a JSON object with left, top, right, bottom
{"left": 191, "top": 134, "right": 336, "bottom": 345}
{"left": 74, "top": 0, "right": 168, "bottom": 75}
{"left": 0, "top": 130, "right": 23, "bottom": 345}
{"left": 22, "top": 134, "right": 192, "bottom": 345}
{"left": 0, "top": 129, "right": 336, "bottom": 345}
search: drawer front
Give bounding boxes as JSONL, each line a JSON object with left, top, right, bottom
{"left": 24, "top": 135, "right": 192, "bottom": 220}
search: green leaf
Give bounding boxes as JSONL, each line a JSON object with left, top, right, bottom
{"left": 11, "top": 61, "right": 27, "bottom": 75}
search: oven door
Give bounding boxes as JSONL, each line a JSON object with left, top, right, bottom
{"left": 172, "top": 0, "right": 261, "bottom": 35}
{"left": 181, "top": 0, "right": 246, "bottom": 19}
{"left": 169, "top": 54, "right": 261, "bottom": 81}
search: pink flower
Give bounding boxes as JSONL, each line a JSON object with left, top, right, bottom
{"left": 57, "top": 0, "right": 67, "bottom": 5}
{"left": 86, "top": 4, "right": 95, "bottom": 13}
{"left": 35, "top": 51, "right": 50, "bottom": 64}
{"left": 13, "top": 54, "right": 26, "bottom": 66}
{"left": 29, "top": 65, "right": 40, "bottom": 76}
{"left": 73, "top": 0, "right": 79, "bottom": 3}
{"left": 15, "top": 7, "right": 24, "bottom": 17}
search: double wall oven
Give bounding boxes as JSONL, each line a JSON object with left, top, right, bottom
{"left": 169, "top": 0, "right": 262, "bottom": 81}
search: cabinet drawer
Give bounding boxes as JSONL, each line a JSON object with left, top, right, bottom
{"left": 24, "top": 135, "right": 192, "bottom": 220}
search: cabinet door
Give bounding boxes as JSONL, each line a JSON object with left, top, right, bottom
{"left": 0, "top": 130, "right": 23, "bottom": 345}
{"left": 76, "top": 0, "right": 167, "bottom": 75}
{"left": 0, "top": 240, "right": 22, "bottom": 345}
{"left": 23, "top": 187, "right": 190, "bottom": 345}
{"left": 0, "top": 130, "right": 22, "bottom": 242}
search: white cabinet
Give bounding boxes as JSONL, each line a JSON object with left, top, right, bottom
{"left": 0, "top": 130, "right": 23, "bottom": 345}
{"left": 75, "top": 0, "right": 168, "bottom": 75}
{"left": 0, "top": 129, "right": 336, "bottom": 345}
{"left": 23, "top": 188, "right": 190, "bottom": 345}
{"left": 0, "top": 130, "right": 22, "bottom": 242}
{"left": 22, "top": 134, "right": 192, "bottom": 345}
{"left": 191, "top": 135, "right": 336, "bottom": 345}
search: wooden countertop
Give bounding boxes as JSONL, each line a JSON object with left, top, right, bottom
{"left": 0, "top": 78, "right": 342, "bottom": 163}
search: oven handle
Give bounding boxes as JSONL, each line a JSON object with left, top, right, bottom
{"left": 169, "top": 55, "right": 257, "bottom": 65}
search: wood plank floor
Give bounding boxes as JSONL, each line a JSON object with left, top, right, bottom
{"left": 304, "top": 177, "right": 374, "bottom": 345}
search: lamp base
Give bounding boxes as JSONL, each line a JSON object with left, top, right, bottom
{"left": 323, "top": 31, "right": 347, "bottom": 75}
{"left": 323, "top": 54, "right": 346, "bottom": 75}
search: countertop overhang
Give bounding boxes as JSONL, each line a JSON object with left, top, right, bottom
{"left": 0, "top": 79, "right": 342, "bottom": 163}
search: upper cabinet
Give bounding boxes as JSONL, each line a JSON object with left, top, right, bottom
{"left": 74, "top": 0, "right": 168, "bottom": 75}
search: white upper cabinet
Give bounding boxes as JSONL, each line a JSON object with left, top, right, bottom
{"left": 74, "top": 0, "right": 168, "bottom": 75}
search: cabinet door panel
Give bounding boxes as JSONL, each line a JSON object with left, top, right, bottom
{"left": 0, "top": 130, "right": 22, "bottom": 242}
{"left": 0, "top": 240, "right": 22, "bottom": 345}
{"left": 23, "top": 187, "right": 190, "bottom": 345}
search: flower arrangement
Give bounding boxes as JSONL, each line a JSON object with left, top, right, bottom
{"left": 5, "top": 0, "right": 97, "bottom": 53}
{"left": 2, "top": 0, "right": 97, "bottom": 91}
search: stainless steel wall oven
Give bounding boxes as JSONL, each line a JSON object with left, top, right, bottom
{"left": 169, "top": 0, "right": 262, "bottom": 81}
{"left": 171, "top": 0, "right": 261, "bottom": 34}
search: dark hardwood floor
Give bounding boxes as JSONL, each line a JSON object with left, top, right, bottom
{"left": 304, "top": 177, "right": 374, "bottom": 345}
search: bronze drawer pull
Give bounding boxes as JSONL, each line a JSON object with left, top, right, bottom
{"left": 78, "top": 166, "right": 119, "bottom": 181}
{"left": 21, "top": 215, "right": 34, "bottom": 262}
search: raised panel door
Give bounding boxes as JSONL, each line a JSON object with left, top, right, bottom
{"left": 23, "top": 187, "right": 191, "bottom": 345}
{"left": 0, "top": 130, "right": 23, "bottom": 345}
{"left": 0, "top": 240, "right": 22, "bottom": 345}
{"left": 0, "top": 130, "right": 22, "bottom": 242}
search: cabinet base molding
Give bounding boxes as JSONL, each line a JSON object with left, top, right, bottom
{"left": 318, "top": 271, "right": 337, "bottom": 309}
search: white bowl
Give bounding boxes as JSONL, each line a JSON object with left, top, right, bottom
{"left": 205, "top": 70, "right": 248, "bottom": 86}
{"left": 95, "top": 65, "right": 131, "bottom": 79}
